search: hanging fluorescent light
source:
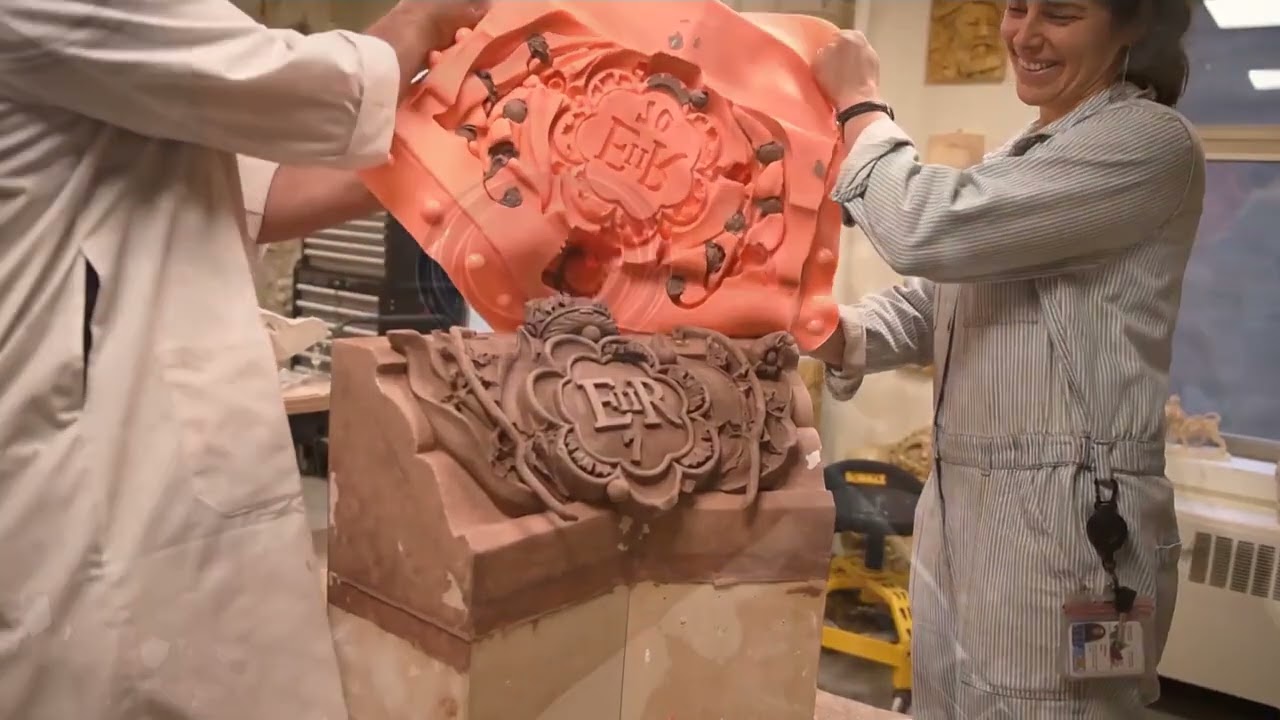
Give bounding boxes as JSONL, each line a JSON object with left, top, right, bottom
{"left": 1248, "top": 69, "right": 1280, "bottom": 91}
{"left": 1204, "top": 0, "right": 1280, "bottom": 28}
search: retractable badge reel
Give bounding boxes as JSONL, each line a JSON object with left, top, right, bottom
{"left": 1061, "top": 476, "right": 1156, "bottom": 680}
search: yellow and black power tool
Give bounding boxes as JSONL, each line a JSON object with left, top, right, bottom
{"left": 822, "top": 458, "right": 924, "bottom": 714}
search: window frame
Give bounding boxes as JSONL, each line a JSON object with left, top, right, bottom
{"left": 1188, "top": 123, "right": 1280, "bottom": 463}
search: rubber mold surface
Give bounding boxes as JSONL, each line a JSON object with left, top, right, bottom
{"left": 361, "top": 1, "right": 844, "bottom": 350}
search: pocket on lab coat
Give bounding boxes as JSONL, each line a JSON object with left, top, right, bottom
{"left": 159, "top": 338, "right": 301, "bottom": 517}
{"left": 959, "top": 280, "right": 1039, "bottom": 326}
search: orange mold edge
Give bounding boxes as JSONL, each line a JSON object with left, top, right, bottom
{"left": 360, "top": 0, "right": 844, "bottom": 351}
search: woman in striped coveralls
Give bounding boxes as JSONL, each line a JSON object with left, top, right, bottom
{"left": 810, "top": 1, "right": 1203, "bottom": 717}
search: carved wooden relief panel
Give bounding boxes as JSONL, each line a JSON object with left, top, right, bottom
{"left": 360, "top": 1, "right": 846, "bottom": 351}
{"left": 926, "top": 0, "right": 1007, "bottom": 84}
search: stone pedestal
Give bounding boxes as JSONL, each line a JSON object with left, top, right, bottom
{"left": 327, "top": 299, "right": 834, "bottom": 720}
{"left": 332, "top": 581, "right": 825, "bottom": 720}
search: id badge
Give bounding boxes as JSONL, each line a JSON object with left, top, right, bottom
{"left": 1061, "top": 594, "right": 1154, "bottom": 680}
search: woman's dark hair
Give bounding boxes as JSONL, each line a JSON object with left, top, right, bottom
{"left": 1102, "top": 0, "right": 1195, "bottom": 107}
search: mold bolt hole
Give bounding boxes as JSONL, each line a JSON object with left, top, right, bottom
{"left": 526, "top": 34, "right": 551, "bottom": 65}
{"left": 498, "top": 187, "right": 523, "bottom": 208}
{"left": 502, "top": 99, "right": 529, "bottom": 123}
{"left": 666, "top": 275, "right": 686, "bottom": 302}
{"left": 755, "top": 142, "right": 784, "bottom": 165}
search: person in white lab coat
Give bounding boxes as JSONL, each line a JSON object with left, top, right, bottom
{"left": 0, "top": 1, "right": 485, "bottom": 718}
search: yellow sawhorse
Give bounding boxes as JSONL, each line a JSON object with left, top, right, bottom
{"left": 822, "top": 548, "right": 913, "bottom": 713}
{"left": 822, "top": 457, "right": 922, "bottom": 715}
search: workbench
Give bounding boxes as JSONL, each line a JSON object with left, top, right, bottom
{"left": 282, "top": 373, "right": 331, "bottom": 415}
{"left": 282, "top": 371, "right": 332, "bottom": 476}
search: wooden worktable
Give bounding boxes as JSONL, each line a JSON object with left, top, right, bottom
{"left": 282, "top": 374, "right": 331, "bottom": 415}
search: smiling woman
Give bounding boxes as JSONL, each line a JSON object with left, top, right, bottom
{"left": 810, "top": 0, "right": 1205, "bottom": 716}
{"left": 1003, "top": 0, "right": 1193, "bottom": 122}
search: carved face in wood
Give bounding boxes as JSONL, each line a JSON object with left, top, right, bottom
{"left": 360, "top": 1, "right": 844, "bottom": 350}
{"left": 928, "top": 0, "right": 1008, "bottom": 83}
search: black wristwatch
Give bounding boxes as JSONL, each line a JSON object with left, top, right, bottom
{"left": 837, "top": 100, "right": 894, "bottom": 130}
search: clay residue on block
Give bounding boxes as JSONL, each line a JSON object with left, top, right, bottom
{"left": 621, "top": 582, "right": 826, "bottom": 720}
{"left": 329, "top": 606, "right": 470, "bottom": 720}
{"left": 468, "top": 588, "right": 629, "bottom": 720}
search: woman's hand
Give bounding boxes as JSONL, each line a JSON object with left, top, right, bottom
{"left": 813, "top": 30, "right": 883, "bottom": 110}
{"left": 392, "top": 0, "right": 490, "bottom": 50}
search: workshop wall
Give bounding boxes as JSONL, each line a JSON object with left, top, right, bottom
{"left": 821, "top": 0, "right": 1036, "bottom": 461}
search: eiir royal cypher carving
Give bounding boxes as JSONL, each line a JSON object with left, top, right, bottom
{"left": 387, "top": 296, "right": 804, "bottom": 520}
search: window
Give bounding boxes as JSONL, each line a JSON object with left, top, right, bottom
{"left": 1169, "top": 6, "right": 1280, "bottom": 462}
{"left": 1170, "top": 156, "right": 1280, "bottom": 458}
{"left": 1180, "top": 4, "right": 1280, "bottom": 126}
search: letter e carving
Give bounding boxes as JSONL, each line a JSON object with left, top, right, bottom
{"left": 576, "top": 377, "right": 674, "bottom": 431}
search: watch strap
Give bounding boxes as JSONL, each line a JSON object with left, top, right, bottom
{"left": 837, "top": 100, "right": 894, "bottom": 128}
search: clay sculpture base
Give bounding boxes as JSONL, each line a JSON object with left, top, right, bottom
{"left": 331, "top": 581, "right": 825, "bottom": 720}
{"left": 327, "top": 299, "right": 834, "bottom": 720}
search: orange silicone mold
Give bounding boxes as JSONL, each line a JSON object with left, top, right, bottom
{"left": 360, "top": 1, "right": 843, "bottom": 350}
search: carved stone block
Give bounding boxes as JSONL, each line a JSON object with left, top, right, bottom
{"left": 328, "top": 297, "right": 834, "bottom": 719}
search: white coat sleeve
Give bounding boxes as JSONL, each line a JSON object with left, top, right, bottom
{"left": 824, "top": 278, "right": 936, "bottom": 401}
{"left": 237, "top": 155, "right": 280, "bottom": 244}
{"left": 0, "top": 0, "right": 400, "bottom": 168}
{"left": 830, "top": 108, "right": 1198, "bottom": 283}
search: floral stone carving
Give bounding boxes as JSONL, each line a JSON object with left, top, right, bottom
{"left": 361, "top": 0, "right": 845, "bottom": 351}
{"left": 387, "top": 296, "right": 805, "bottom": 520}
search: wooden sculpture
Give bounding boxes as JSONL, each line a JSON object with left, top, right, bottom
{"left": 1165, "top": 394, "right": 1230, "bottom": 458}
{"left": 926, "top": 0, "right": 1007, "bottom": 84}
{"left": 886, "top": 426, "right": 933, "bottom": 482}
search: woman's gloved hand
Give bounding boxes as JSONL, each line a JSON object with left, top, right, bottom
{"left": 813, "top": 29, "right": 884, "bottom": 111}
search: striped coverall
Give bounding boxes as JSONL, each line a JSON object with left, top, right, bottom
{"left": 824, "top": 83, "right": 1206, "bottom": 718}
